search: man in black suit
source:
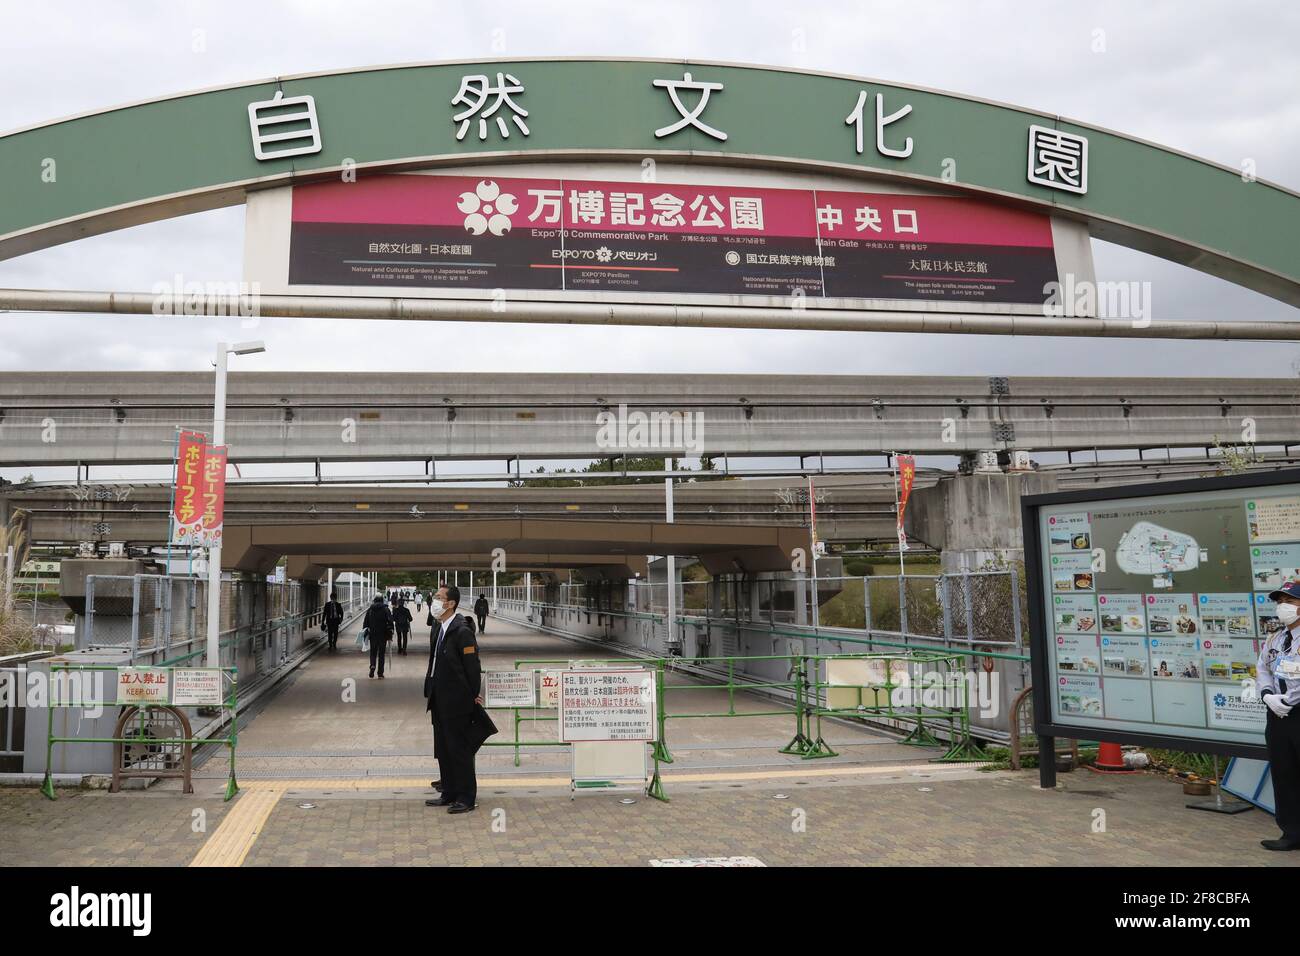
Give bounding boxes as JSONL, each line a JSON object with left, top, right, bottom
{"left": 323, "top": 591, "right": 344, "bottom": 651}
{"left": 474, "top": 593, "right": 489, "bottom": 634}
{"left": 362, "top": 595, "right": 393, "bottom": 679}
{"left": 424, "top": 585, "right": 484, "bottom": 814}
{"left": 392, "top": 598, "right": 413, "bottom": 655}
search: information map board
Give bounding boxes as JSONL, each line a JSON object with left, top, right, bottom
{"left": 1021, "top": 470, "right": 1300, "bottom": 758}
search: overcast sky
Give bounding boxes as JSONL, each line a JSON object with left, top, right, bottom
{"left": 0, "top": 0, "right": 1296, "bottom": 382}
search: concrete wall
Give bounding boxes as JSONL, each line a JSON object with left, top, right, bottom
{"left": 907, "top": 472, "right": 1060, "bottom": 573}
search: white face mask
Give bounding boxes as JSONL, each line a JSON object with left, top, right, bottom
{"left": 430, "top": 598, "right": 446, "bottom": 618}
{"left": 1278, "top": 604, "right": 1299, "bottom": 626}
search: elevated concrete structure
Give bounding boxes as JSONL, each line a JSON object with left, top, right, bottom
{"left": 224, "top": 518, "right": 807, "bottom": 577}
{"left": 1, "top": 474, "right": 903, "bottom": 547}
{"left": 905, "top": 472, "right": 1060, "bottom": 572}
{"left": 2, "top": 372, "right": 1298, "bottom": 466}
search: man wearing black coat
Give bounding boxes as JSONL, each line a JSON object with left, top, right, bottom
{"left": 424, "top": 584, "right": 493, "bottom": 814}
{"left": 362, "top": 595, "right": 393, "bottom": 679}
{"left": 474, "top": 594, "right": 489, "bottom": 634}
{"left": 323, "top": 591, "right": 344, "bottom": 651}
{"left": 392, "top": 598, "right": 413, "bottom": 655}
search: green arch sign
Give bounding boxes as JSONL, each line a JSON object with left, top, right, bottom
{"left": 1, "top": 58, "right": 1296, "bottom": 305}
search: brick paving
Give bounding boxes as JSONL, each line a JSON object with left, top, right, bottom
{"left": 3, "top": 765, "right": 1295, "bottom": 867}
{"left": 231, "top": 771, "right": 1299, "bottom": 867}
{"left": 0, "top": 788, "right": 233, "bottom": 866}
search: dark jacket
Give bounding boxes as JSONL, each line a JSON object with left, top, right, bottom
{"left": 393, "top": 605, "right": 413, "bottom": 630}
{"left": 425, "top": 613, "right": 481, "bottom": 718}
{"left": 474, "top": 597, "right": 489, "bottom": 617}
{"left": 323, "top": 600, "right": 344, "bottom": 625}
{"left": 362, "top": 601, "right": 393, "bottom": 640}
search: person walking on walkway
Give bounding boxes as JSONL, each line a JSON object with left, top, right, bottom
{"left": 424, "top": 585, "right": 495, "bottom": 814}
{"left": 474, "top": 593, "right": 489, "bottom": 635}
{"left": 362, "top": 594, "right": 394, "bottom": 679}
{"left": 393, "top": 598, "right": 413, "bottom": 655}
{"left": 323, "top": 591, "right": 344, "bottom": 651}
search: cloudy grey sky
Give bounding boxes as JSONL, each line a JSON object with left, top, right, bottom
{"left": 0, "top": 0, "right": 1296, "bottom": 381}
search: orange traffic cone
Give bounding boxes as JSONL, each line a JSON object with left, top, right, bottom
{"left": 1087, "top": 740, "right": 1135, "bottom": 774}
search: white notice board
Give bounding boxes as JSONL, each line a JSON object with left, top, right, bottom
{"left": 559, "top": 668, "right": 655, "bottom": 742}
{"left": 824, "top": 658, "right": 908, "bottom": 710}
{"left": 172, "top": 668, "right": 225, "bottom": 706}
{"left": 571, "top": 740, "right": 648, "bottom": 791}
{"left": 483, "top": 670, "right": 536, "bottom": 708}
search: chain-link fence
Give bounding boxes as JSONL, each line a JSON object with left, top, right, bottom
{"left": 80, "top": 572, "right": 361, "bottom": 671}
{"left": 506, "top": 570, "right": 1024, "bottom": 646}
{"left": 83, "top": 574, "right": 210, "bottom": 664}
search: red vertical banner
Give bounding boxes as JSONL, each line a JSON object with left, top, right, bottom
{"left": 896, "top": 455, "right": 917, "bottom": 551}
{"left": 171, "top": 431, "right": 206, "bottom": 545}
{"left": 198, "top": 445, "right": 229, "bottom": 548}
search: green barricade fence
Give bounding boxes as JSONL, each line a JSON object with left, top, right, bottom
{"left": 40, "top": 663, "right": 239, "bottom": 801}
{"left": 477, "top": 647, "right": 1024, "bottom": 803}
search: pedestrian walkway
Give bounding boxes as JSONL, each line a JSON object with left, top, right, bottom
{"left": 2, "top": 610, "right": 1295, "bottom": 867}
{"left": 215, "top": 611, "right": 926, "bottom": 783}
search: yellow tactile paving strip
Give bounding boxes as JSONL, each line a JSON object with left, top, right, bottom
{"left": 189, "top": 787, "right": 286, "bottom": 867}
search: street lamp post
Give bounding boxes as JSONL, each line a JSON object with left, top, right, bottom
{"left": 665, "top": 461, "right": 676, "bottom": 652}
{"left": 205, "top": 340, "right": 265, "bottom": 669}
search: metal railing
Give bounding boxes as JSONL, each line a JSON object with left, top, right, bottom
{"left": 470, "top": 647, "right": 988, "bottom": 802}
{"left": 497, "top": 569, "right": 1027, "bottom": 647}
{"left": 38, "top": 662, "right": 240, "bottom": 801}
{"left": 494, "top": 573, "right": 1033, "bottom": 744}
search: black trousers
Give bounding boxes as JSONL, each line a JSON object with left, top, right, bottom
{"left": 369, "top": 637, "right": 388, "bottom": 676}
{"left": 396, "top": 626, "right": 410, "bottom": 653}
{"left": 326, "top": 623, "right": 339, "bottom": 648}
{"left": 1267, "top": 709, "right": 1300, "bottom": 839}
{"left": 431, "top": 707, "right": 449, "bottom": 797}
{"left": 431, "top": 706, "right": 477, "bottom": 806}
{"left": 477, "top": 613, "right": 487, "bottom": 633}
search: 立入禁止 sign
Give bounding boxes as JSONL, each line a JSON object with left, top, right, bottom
{"left": 539, "top": 670, "right": 563, "bottom": 708}
{"left": 116, "top": 667, "right": 170, "bottom": 705}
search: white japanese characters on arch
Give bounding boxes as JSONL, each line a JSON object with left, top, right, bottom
{"left": 243, "top": 71, "right": 1090, "bottom": 195}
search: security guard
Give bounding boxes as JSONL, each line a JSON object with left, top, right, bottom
{"left": 1257, "top": 580, "right": 1300, "bottom": 850}
{"left": 424, "top": 585, "right": 487, "bottom": 814}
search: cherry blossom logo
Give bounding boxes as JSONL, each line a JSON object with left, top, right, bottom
{"left": 596, "top": 246, "right": 612, "bottom": 263}
{"left": 457, "top": 180, "right": 517, "bottom": 236}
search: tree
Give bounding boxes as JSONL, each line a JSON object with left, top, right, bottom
{"left": 509, "top": 455, "right": 727, "bottom": 488}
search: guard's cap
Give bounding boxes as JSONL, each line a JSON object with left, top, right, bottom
{"left": 1268, "top": 581, "right": 1300, "bottom": 602}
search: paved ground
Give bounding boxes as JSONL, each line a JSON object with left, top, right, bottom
{"left": 2, "top": 611, "right": 1295, "bottom": 866}
{"left": 214, "top": 612, "right": 923, "bottom": 781}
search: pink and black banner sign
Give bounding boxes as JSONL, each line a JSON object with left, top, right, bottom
{"left": 287, "top": 173, "right": 1058, "bottom": 304}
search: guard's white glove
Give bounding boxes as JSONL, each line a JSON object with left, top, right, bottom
{"left": 1265, "top": 693, "right": 1293, "bottom": 718}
